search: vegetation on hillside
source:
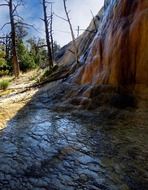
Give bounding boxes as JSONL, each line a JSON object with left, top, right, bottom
{"left": 0, "top": 0, "right": 61, "bottom": 78}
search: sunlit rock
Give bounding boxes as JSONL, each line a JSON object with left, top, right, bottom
{"left": 56, "top": 8, "right": 103, "bottom": 66}
{"left": 76, "top": 0, "right": 148, "bottom": 96}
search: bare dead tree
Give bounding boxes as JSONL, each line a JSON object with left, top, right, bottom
{"left": 77, "top": 26, "right": 80, "bottom": 37}
{"left": 9, "top": 0, "right": 20, "bottom": 77}
{"left": 0, "top": 0, "right": 24, "bottom": 77}
{"left": 41, "top": 0, "right": 53, "bottom": 69}
{"left": 90, "top": 10, "right": 97, "bottom": 33}
{"left": 63, "top": 0, "right": 79, "bottom": 64}
{"left": 0, "top": 0, "right": 37, "bottom": 77}
{"left": 49, "top": 3, "right": 54, "bottom": 60}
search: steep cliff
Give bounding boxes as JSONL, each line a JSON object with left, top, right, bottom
{"left": 54, "top": 0, "right": 148, "bottom": 109}
{"left": 76, "top": 0, "right": 148, "bottom": 95}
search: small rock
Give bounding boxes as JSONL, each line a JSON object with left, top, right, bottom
{"left": 79, "top": 174, "right": 88, "bottom": 182}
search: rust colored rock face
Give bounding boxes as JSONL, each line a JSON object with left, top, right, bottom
{"left": 78, "top": 0, "right": 148, "bottom": 93}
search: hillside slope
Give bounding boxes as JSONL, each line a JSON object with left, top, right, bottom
{"left": 55, "top": 0, "right": 148, "bottom": 109}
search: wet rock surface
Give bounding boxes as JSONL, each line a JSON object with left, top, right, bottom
{"left": 0, "top": 90, "right": 148, "bottom": 190}
{"left": 77, "top": 0, "right": 148, "bottom": 95}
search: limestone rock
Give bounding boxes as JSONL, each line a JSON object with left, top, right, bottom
{"left": 77, "top": 0, "right": 148, "bottom": 96}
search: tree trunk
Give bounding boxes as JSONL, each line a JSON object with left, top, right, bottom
{"left": 5, "top": 35, "right": 9, "bottom": 62}
{"left": 42, "top": 0, "right": 53, "bottom": 69}
{"left": 63, "top": 0, "right": 79, "bottom": 64}
{"left": 9, "top": 0, "right": 20, "bottom": 78}
{"left": 50, "top": 3, "right": 54, "bottom": 60}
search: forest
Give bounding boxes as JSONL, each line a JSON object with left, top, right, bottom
{"left": 0, "top": 0, "right": 148, "bottom": 190}
{"left": 0, "top": 0, "right": 62, "bottom": 81}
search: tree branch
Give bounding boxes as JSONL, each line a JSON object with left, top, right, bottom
{"left": 90, "top": 9, "right": 97, "bottom": 33}
{"left": 63, "top": 0, "right": 79, "bottom": 63}
{"left": 0, "top": 22, "right": 11, "bottom": 30}
{"left": 0, "top": 4, "right": 8, "bottom": 7}
{"left": 54, "top": 13, "right": 68, "bottom": 22}
{"left": 12, "top": 3, "right": 21, "bottom": 14}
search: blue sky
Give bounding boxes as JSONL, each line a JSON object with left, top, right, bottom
{"left": 0, "top": 0, "right": 104, "bottom": 46}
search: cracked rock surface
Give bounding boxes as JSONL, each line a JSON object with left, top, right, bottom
{"left": 0, "top": 91, "right": 148, "bottom": 190}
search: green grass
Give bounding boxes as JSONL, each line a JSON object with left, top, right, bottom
{"left": 0, "top": 80, "right": 10, "bottom": 90}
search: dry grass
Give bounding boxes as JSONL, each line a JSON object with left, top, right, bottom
{"left": 0, "top": 88, "right": 38, "bottom": 130}
{"left": 0, "top": 69, "right": 41, "bottom": 130}
{"left": 0, "top": 103, "right": 25, "bottom": 130}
